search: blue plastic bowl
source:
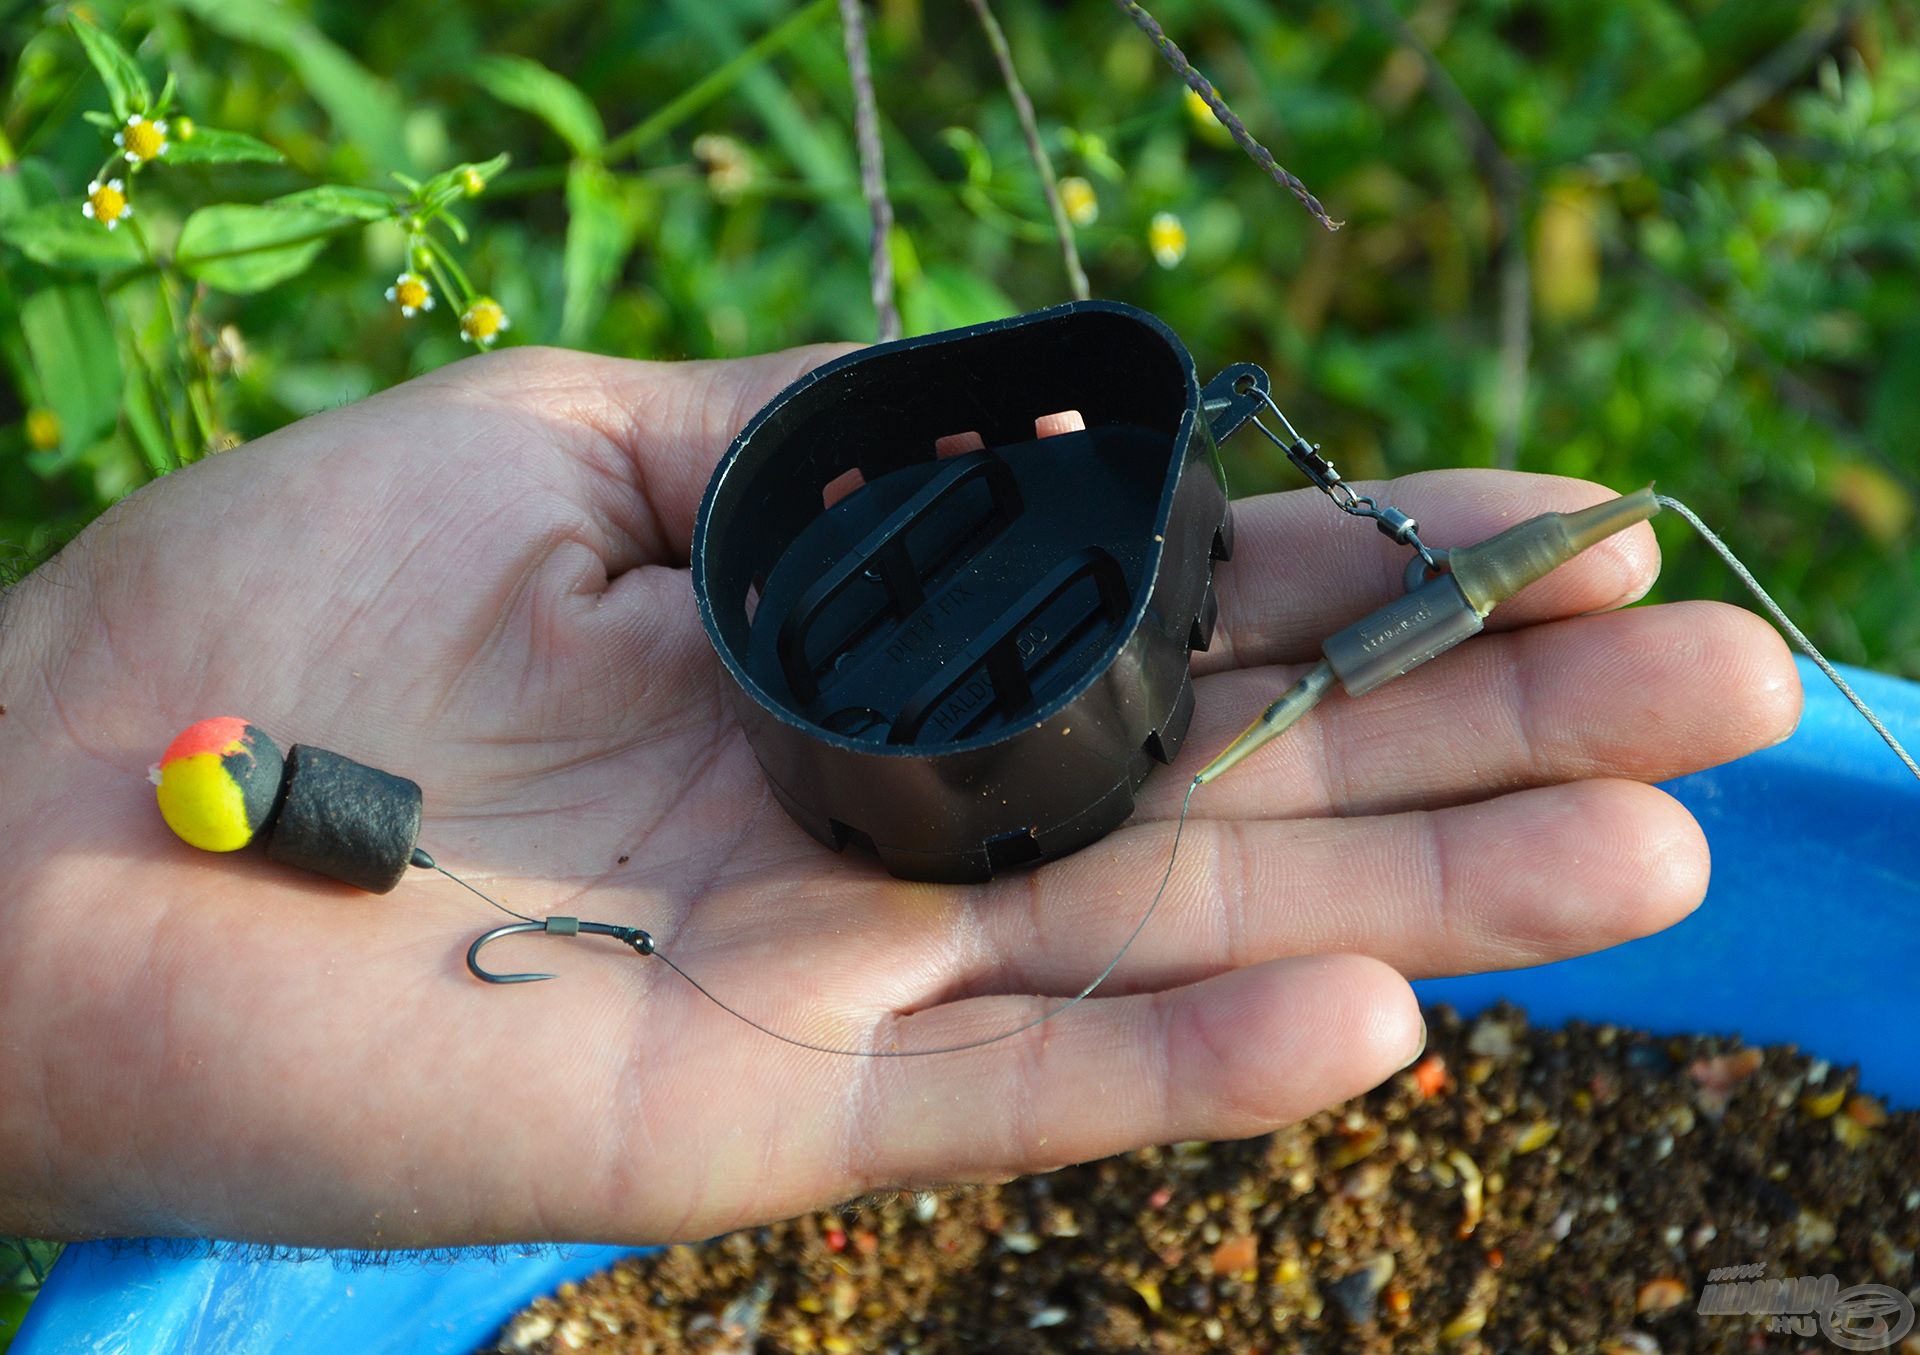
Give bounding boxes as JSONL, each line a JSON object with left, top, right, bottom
{"left": 17, "top": 657, "right": 1917, "bottom": 1355}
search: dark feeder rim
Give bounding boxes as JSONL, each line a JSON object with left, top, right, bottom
{"left": 690, "top": 298, "right": 1219, "bottom": 760}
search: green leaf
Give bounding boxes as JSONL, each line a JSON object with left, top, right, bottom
{"left": 0, "top": 161, "right": 59, "bottom": 225}
{"left": 266, "top": 361, "right": 376, "bottom": 416}
{"left": 472, "top": 54, "right": 604, "bottom": 158}
{"left": 71, "top": 19, "right": 151, "bottom": 123}
{"left": 939, "top": 127, "right": 993, "bottom": 188}
{"left": 33, "top": 431, "right": 145, "bottom": 490}
{"left": 121, "top": 363, "right": 175, "bottom": 476}
{"left": 268, "top": 185, "right": 393, "bottom": 220}
{"left": 0, "top": 201, "right": 142, "bottom": 271}
{"left": 898, "top": 263, "right": 1015, "bottom": 337}
{"left": 3, "top": 1286, "right": 37, "bottom": 1351}
{"left": 176, "top": 205, "right": 344, "bottom": 293}
{"left": 169, "top": 0, "right": 408, "bottom": 171}
{"left": 561, "top": 161, "right": 640, "bottom": 345}
{"left": 164, "top": 127, "right": 285, "bottom": 165}
{"left": 20, "top": 284, "right": 122, "bottom": 463}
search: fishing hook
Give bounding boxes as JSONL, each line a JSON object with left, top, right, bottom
{"left": 465, "top": 916, "right": 655, "bottom": 984}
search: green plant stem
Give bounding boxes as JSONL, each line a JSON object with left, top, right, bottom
{"left": 98, "top": 218, "right": 365, "bottom": 294}
{"left": 965, "top": 0, "right": 1089, "bottom": 300}
{"left": 1111, "top": 0, "right": 1338, "bottom": 230}
{"left": 15, "top": 74, "right": 88, "bottom": 159}
{"left": 124, "top": 339, "right": 183, "bottom": 475}
{"left": 417, "top": 251, "right": 459, "bottom": 313}
{"left": 414, "top": 246, "right": 467, "bottom": 315}
{"left": 838, "top": 0, "right": 899, "bottom": 341}
{"left": 603, "top": 0, "right": 835, "bottom": 162}
{"left": 416, "top": 232, "right": 476, "bottom": 309}
{"left": 170, "top": 219, "right": 363, "bottom": 269}
{"left": 127, "top": 215, "right": 213, "bottom": 458}
{"left": 184, "top": 376, "right": 217, "bottom": 454}
{"left": 957, "top": 184, "right": 1061, "bottom": 242}
{"left": 183, "top": 277, "right": 225, "bottom": 455}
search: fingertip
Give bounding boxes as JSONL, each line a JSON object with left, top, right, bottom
{"left": 1399, "top": 778, "right": 1709, "bottom": 979}
{"left": 1519, "top": 779, "right": 1711, "bottom": 948}
{"left": 1186, "top": 954, "right": 1421, "bottom": 1126}
{"left": 1322, "top": 954, "right": 1427, "bottom": 1080}
{"left": 1725, "top": 605, "right": 1805, "bottom": 750}
{"left": 1604, "top": 780, "right": 1712, "bottom": 937}
{"left": 1614, "top": 599, "right": 1804, "bottom": 762}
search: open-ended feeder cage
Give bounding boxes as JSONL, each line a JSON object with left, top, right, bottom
{"left": 693, "top": 300, "right": 1267, "bottom": 882}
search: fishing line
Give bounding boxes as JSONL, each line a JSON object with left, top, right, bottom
{"left": 423, "top": 855, "right": 540, "bottom": 924}
{"left": 448, "top": 489, "right": 1917, "bottom": 1057}
{"left": 417, "top": 12, "right": 1910, "bottom": 1058}
{"left": 1656, "top": 494, "right": 1920, "bottom": 785}
{"left": 460, "top": 777, "right": 1204, "bottom": 1058}
{"left": 151, "top": 487, "right": 1914, "bottom": 1062}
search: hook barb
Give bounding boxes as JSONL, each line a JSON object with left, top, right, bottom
{"left": 465, "top": 916, "right": 655, "bottom": 985}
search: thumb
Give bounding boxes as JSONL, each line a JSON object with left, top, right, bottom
{"left": 444, "top": 343, "right": 864, "bottom": 568}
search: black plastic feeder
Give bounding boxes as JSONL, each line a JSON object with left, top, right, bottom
{"left": 692, "top": 300, "right": 1267, "bottom": 882}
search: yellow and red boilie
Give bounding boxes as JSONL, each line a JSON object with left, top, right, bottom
{"left": 151, "top": 717, "right": 287, "bottom": 853}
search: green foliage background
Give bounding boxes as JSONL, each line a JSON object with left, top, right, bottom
{"left": 0, "top": 0, "right": 1917, "bottom": 1337}
{"left": 4, "top": 0, "right": 1919, "bottom": 676}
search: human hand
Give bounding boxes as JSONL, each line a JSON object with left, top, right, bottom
{"left": 0, "top": 345, "right": 1799, "bottom": 1247}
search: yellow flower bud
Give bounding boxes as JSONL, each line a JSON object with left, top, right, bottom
{"left": 25, "top": 408, "right": 62, "bottom": 451}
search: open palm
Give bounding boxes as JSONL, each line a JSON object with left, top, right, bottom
{"left": 0, "top": 344, "right": 1799, "bottom": 1247}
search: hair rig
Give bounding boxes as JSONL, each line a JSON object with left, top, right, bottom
{"left": 150, "top": 303, "right": 1918, "bottom": 1058}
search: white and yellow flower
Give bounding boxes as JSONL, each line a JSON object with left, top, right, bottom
{"left": 114, "top": 114, "right": 169, "bottom": 165}
{"left": 81, "top": 178, "right": 131, "bottom": 230}
{"left": 1148, "top": 211, "right": 1187, "bottom": 268}
{"left": 1059, "top": 175, "right": 1098, "bottom": 227}
{"left": 384, "top": 272, "right": 435, "bottom": 319}
{"left": 459, "top": 297, "right": 510, "bottom": 348}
